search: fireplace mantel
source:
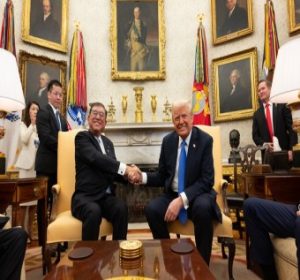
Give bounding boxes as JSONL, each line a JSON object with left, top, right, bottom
{"left": 105, "top": 122, "right": 173, "bottom": 164}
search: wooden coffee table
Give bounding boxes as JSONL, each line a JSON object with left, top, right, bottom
{"left": 45, "top": 238, "right": 215, "bottom": 279}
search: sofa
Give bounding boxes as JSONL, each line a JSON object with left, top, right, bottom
{"left": 271, "top": 235, "right": 298, "bottom": 280}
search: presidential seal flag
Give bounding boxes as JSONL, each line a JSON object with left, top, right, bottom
{"left": 192, "top": 19, "right": 211, "bottom": 126}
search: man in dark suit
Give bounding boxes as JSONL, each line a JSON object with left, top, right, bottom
{"left": 244, "top": 198, "right": 300, "bottom": 280}
{"left": 0, "top": 226, "right": 27, "bottom": 280}
{"left": 36, "top": 80, "right": 68, "bottom": 215}
{"left": 71, "top": 102, "right": 138, "bottom": 240}
{"left": 31, "top": 0, "right": 60, "bottom": 43}
{"left": 129, "top": 100, "right": 221, "bottom": 265}
{"left": 218, "top": 0, "right": 248, "bottom": 37}
{"left": 220, "top": 68, "right": 251, "bottom": 113}
{"left": 252, "top": 79, "right": 297, "bottom": 162}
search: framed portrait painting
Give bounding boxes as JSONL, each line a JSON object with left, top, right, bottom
{"left": 212, "top": 48, "right": 258, "bottom": 122}
{"left": 211, "top": 0, "right": 253, "bottom": 45}
{"left": 21, "top": 0, "right": 69, "bottom": 52}
{"left": 110, "top": 0, "right": 166, "bottom": 80}
{"left": 288, "top": 0, "right": 300, "bottom": 34}
{"left": 18, "top": 51, "right": 67, "bottom": 114}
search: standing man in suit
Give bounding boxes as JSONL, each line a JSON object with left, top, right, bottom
{"left": 71, "top": 102, "right": 139, "bottom": 241}
{"left": 244, "top": 198, "right": 300, "bottom": 280}
{"left": 252, "top": 79, "right": 297, "bottom": 162}
{"left": 129, "top": 100, "right": 221, "bottom": 265}
{"left": 36, "top": 80, "right": 68, "bottom": 216}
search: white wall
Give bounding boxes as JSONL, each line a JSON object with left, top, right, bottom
{"left": 0, "top": 0, "right": 298, "bottom": 160}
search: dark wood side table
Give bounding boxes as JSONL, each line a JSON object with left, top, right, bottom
{"left": 239, "top": 171, "right": 300, "bottom": 271}
{"left": 0, "top": 176, "right": 48, "bottom": 268}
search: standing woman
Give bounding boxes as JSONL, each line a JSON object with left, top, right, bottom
{"left": 15, "top": 101, "right": 40, "bottom": 178}
{"left": 15, "top": 101, "right": 40, "bottom": 241}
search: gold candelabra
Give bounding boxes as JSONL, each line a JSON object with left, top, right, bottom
{"left": 107, "top": 97, "right": 116, "bottom": 123}
{"left": 162, "top": 97, "right": 172, "bottom": 122}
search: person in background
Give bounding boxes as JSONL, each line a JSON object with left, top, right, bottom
{"left": 15, "top": 101, "right": 40, "bottom": 241}
{"left": 36, "top": 80, "right": 68, "bottom": 217}
{"left": 244, "top": 198, "right": 300, "bottom": 280}
{"left": 252, "top": 79, "right": 297, "bottom": 162}
{"left": 129, "top": 100, "right": 221, "bottom": 265}
{"left": 16, "top": 101, "right": 40, "bottom": 178}
{"left": 71, "top": 102, "right": 140, "bottom": 240}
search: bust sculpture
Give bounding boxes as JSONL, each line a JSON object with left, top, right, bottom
{"left": 228, "top": 129, "right": 241, "bottom": 163}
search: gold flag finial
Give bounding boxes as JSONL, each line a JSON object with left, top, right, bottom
{"left": 197, "top": 13, "right": 205, "bottom": 24}
{"left": 74, "top": 20, "right": 80, "bottom": 30}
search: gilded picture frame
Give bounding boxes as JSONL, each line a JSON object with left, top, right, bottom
{"left": 288, "top": 0, "right": 300, "bottom": 34}
{"left": 211, "top": 0, "right": 253, "bottom": 45}
{"left": 18, "top": 51, "right": 67, "bottom": 115}
{"left": 212, "top": 47, "right": 258, "bottom": 122}
{"left": 21, "top": 0, "right": 69, "bottom": 53}
{"left": 110, "top": 0, "right": 166, "bottom": 80}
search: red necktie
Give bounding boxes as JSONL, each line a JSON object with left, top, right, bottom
{"left": 265, "top": 103, "right": 273, "bottom": 142}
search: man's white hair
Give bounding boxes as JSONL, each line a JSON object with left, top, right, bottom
{"left": 171, "top": 100, "right": 192, "bottom": 114}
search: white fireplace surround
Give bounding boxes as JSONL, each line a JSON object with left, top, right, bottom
{"left": 105, "top": 123, "right": 173, "bottom": 165}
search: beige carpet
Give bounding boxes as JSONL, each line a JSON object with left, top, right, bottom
{"left": 25, "top": 229, "right": 259, "bottom": 279}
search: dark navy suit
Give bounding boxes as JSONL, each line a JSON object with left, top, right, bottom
{"left": 145, "top": 126, "right": 221, "bottom": 264}
{"left": 244, "top": 198, "right": 300, "bottom": 278}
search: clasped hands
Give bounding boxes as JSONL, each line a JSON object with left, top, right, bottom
{"left": 125, "top": 164, "right": 142, "bottom": 185}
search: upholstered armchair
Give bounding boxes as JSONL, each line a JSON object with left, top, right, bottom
{"left": 167, "top": 125, "right": 236, "bottom": 280}
{"left": 45, "top": 129, "right": 113, "bottom": 271}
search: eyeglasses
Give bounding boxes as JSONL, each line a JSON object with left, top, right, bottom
{"left": 91, "top": 110, "right": 106, "bottom": 118}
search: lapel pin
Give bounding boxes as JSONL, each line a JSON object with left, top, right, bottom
{"left": 193, "top": 144, "right": 196, "bottom": 148}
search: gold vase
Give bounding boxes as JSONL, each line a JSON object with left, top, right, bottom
{"left": 151, "top": 95, "right": 157, "bottom": 122}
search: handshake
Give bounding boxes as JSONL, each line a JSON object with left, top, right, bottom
{"left": 125, "top": 164, "right": 143, "bottom": 185}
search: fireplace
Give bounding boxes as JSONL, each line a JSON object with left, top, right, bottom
{"left": 106, "top": 123, "right": 173, "bottom": 222}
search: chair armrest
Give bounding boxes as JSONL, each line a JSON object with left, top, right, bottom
{"left": 52, "top": 184, "right": 61, "bottom": 195}
{"left": 50, "top": 184, "right": 61, "bottom": 222}
{"left": 220, "top": 179, "right": 230, "bottom": 217}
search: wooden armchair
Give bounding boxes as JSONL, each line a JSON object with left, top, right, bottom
{"left": 167, "top": 125, "right": 236, "bottom": 280}
{"left": 45, "top": 129, "right": 113, "bottom": 271}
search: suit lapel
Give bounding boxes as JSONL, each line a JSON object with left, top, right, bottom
{"left": 88, "top": 131, "right": 101, "bottom": 152}
{"left": 170, "top": 134, "right": 179, "bottom": 177}
{"left": 47, "top": 104, "right": 60, "bottom": 131}
{"left": 185, "top": 128, "right": 197, "bottom": 184}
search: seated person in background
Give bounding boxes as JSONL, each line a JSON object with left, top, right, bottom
{"left": 71, "top": 102, "right": 140, "bottom": 240}
{"left": 129, "top": 100, "right": 221, "bottom": 265}
{"left": 15, "top": 101, "right": 40, "bottom": 241}
{"left": 0, "top": 227, "right": 28, "bottom": 280}
{"left": 244, "top": 198, "right": 300, "bottom": 280}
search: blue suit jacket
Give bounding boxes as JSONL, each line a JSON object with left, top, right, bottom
{"left": 147, "top": 126, "right": 222, "bottom": 221}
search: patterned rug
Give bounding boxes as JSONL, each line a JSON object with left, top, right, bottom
{"left": 25, "top": 230, "right": 259, "bottom": 279}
